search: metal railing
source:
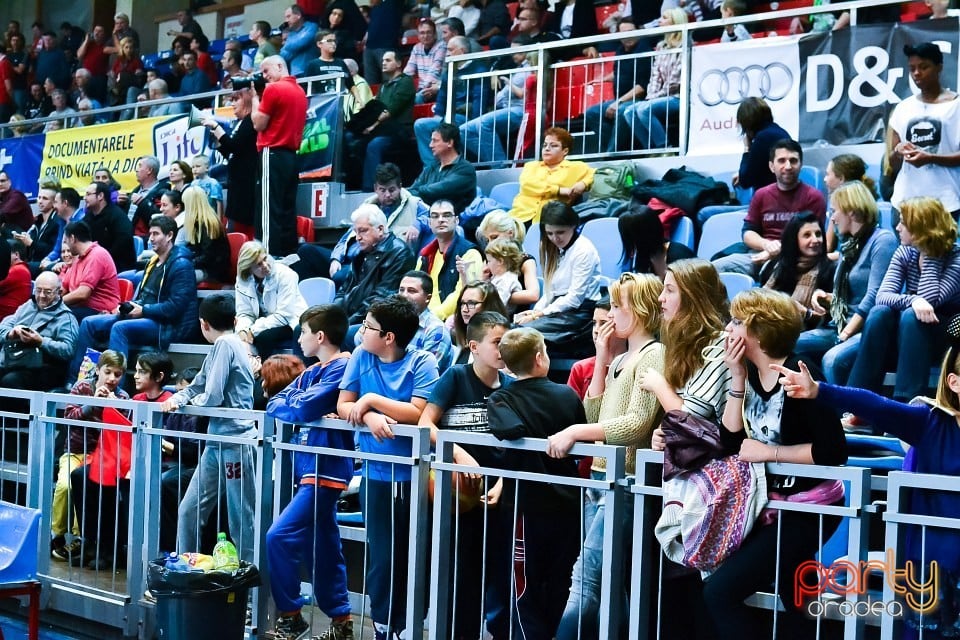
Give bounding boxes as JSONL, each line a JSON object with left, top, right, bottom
{"left": 8, "top": 386, "right": 960, "bottom": 639}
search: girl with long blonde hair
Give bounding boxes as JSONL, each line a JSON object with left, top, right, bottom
{"left": 181, "top": 187, "right": 230, "bottom": 283}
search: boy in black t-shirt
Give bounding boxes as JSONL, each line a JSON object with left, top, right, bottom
{"left": 420, "top": 311, "right": 511, "bottom": 640}
{"left": 487, "top": 327, "right": 583, "bottom": 640}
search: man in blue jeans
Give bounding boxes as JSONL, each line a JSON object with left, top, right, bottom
{"left": 412, "top": 36, "right": 487, "bottom": 166}
{"left": 69, "top": 215, "right": 197, "bottom": 379}
{"left": 459, "top": 36, "right": 531, "bottom": 164}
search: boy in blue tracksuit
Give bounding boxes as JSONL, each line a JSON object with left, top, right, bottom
{"left": 265, "top": 304, "right": 355, "bottom": 640}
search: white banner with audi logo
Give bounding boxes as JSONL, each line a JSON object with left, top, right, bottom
{"left": 688, "top": 19, "right": 960, "bottom": 156}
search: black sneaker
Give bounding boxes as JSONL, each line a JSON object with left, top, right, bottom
{"left": 314, "top": 618, "right": 354, "bottom": 640}
{"left": 51, "top": 538, "right": 82, "bottom": 562}
{"left": 265, "top": 612, "right": 310, "bottom": 640}
{"left": 50, "top": 535, "right": 66, "bottom": 554}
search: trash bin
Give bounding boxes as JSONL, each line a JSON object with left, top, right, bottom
{"left": 147, "top": 558, "right": 260, "bottom": 639}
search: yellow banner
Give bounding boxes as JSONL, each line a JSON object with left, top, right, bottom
{"left": 39, "top": 117, "right": 171, "bottom": 192}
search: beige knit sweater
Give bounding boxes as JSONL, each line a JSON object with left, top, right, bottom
{"left": 584, "top": 340, "right": 665, "bottom": 475}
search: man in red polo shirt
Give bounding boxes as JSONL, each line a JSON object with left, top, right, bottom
{"left": 76, "top": 25, "right": 110, "bottom": 103}
{"left": 251, "top": 55, "right": 307, "bottom": 257}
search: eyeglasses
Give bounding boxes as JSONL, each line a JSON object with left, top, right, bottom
{"left": 429, "top": 211, "right": 456, "bottom": 220}
{"left": 321, "top": 38, "right": 336, "bottom": 44}
{"left": 359, "top": 320, "right": 387, "bottom": 336}
{"left": 34, "top": 287, "right": 59, "bottom": 295}
{"left": 542, "top": 142, "right": 563, "bottom": 149}
{"left": 460, "top": 300, "right": 482, "bottom": 310}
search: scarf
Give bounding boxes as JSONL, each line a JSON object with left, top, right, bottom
{"left": 830, "top": 224, "right": 874, "bottom": 333}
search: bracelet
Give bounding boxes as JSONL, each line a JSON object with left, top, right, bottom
{"left": 775, "top": 446, "right": 781, "bottom": 464}
{"left": 727, "top": 388, "right": 745, "bottom": 399}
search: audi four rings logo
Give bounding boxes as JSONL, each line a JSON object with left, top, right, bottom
{"left": 697, "top": 63, "right": 794, "bottom": 106}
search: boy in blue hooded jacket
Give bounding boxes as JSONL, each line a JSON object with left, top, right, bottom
{"left": 265, "top": 304, "right": 355, "bottom": 640}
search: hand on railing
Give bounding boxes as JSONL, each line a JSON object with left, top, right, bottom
{"left": 365, "top": 412, "right": 397, "bottom": 442}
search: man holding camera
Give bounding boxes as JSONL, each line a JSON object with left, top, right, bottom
{"left": 68, "top": 215, "right": 198, "bottom": 381}
{"left": 251, "top": 55, "right": 307, "bottom": 257}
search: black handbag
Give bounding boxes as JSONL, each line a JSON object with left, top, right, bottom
{"left": 1, "top": 339, "right": 43, "bottom": 369}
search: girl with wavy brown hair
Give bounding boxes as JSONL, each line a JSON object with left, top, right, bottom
{"left": 640, "top": 258, "right": 732, "bottom": 422}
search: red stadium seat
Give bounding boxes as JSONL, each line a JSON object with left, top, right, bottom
{"left": 414, "top": 102, "right": 436, "bottom": 119}
{"left": 296, "top": 216, "right": 315, "bottom": 244}
{"left": 118, "top": 279, "right": 134, "bottom": 303}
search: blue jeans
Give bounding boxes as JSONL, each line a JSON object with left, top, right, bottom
{"left": 267, "top": 484, "right": 350, "bottom": 617}
{"left": 70, "top": 313, "right": 167, "bottom": 379}
{"left": 555, "top": 478, "right": 634, "bottom": 640}
{"left": 796, "top": 327, "right": 863, "bottom": 386}
{"left": 620, "top": 96, "right": 679, "bottom": 150}
{"left": 580, "top": 99, "right": 624, "bottom": 154}
{"left": 697, "top": 204, "right": 748, "bottom": 230}
{"left": 460, "top": 105, "right": 524, "bottom": 163}
{"left": 848, "top": 305, "right": 951, "bottom": 400}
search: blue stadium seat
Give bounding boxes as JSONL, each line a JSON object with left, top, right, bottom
{"left": 799, "top": 165, "right": 822, "bottom": 193}
{"left": 133, "top": 235, "right": 144, "bottom": 257}
{"left": 718, "top": 272, "right": 755, "bottom": 299}
{"left": 0, "top": 501, "right": 40, "bottom": 583}
{"left": 877, "top": 201, "right": 893, "bottom": 230}
{"left": 299, "top": 277, "right": 336, "bottom": 305}
{"left": 489, "top": 182, "right": 520, "bottom": 210}
{"left": 697, "top": 209, "right": 747, "bottom": 260}
{"left": 523, "top": 223, "right": 541, "bottom": 275}
{"left": 580, "top": 218, "right": 623, "bottom": 280}
{"left": 670, "top": 216, "right": 695, "bottom": 251}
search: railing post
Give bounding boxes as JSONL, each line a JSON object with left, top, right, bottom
{"left": 598, "top": 445, "right": 627, "bottom": 638}
{"left": 428, "top": 433, "right": 454, "bottom": 640}
{"left": 404, "top": 425, "right": 432, "bottom": 638}
{"left": 255, "top": 411, "right": 277, "bottom": 636}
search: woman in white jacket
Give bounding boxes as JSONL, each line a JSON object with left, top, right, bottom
{"left": 235, "top": 241, "right": 308, "bottom": 358}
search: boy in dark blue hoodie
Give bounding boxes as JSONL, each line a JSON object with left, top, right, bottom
{"left": 265, "top": 304, "right": 355, "bottom": 640}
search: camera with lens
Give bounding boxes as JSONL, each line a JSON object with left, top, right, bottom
{"left": 233, "top": 73, "right": 266, "bottom": 94}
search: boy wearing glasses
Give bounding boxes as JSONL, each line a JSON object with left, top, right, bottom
{"left": 337, "top": 295, "right": 439, "bottom": 640}
{"left": 415, "top": 199, "right": 482, "bottom": 321}
{"left": 305, "top": 29, "right": 360, "bottom": 99}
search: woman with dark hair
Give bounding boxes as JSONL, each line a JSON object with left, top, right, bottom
{"left": 451, "top": 281, "right": 508, "bottom": 365}
{"left": 515, "top": 200, "right": 601, "bottom": 356}
{"left": 93, "top": 166, "right": 122, "bottom": 203}
{"left": 618, "top": 208, "right": 694, "bottom": 277}
{"left": 166, "top": 160, "right": 193, "bottom": 192}
{"left": 733, "top": 96, "right": 791, "bottom": 190}
{"left": 759, "top": 211, "right": 835, "bottom": 329}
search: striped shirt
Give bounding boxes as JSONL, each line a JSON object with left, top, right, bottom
{"left": 403, "top": 40, "right": 447, "bottom": 91}
{"left": 875, "top": 244, "right": 960, "bottom": 311}
{"left": 679, "top": 335, "right": 732, "bottom": 423}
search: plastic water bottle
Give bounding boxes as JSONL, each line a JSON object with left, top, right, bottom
{"left": 212, "top": 532, "right": 240, "bottom": 572}
{"left": 165, "top": 552, "right": 190, "bottom": 572}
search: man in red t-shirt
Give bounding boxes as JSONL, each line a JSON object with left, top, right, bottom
{"left": 0, "top": 50, "right": 14, "bottom": 124}
{"left": 61, "top": 220, "right": 121, "bottom": 321}
{"left": 251, "top": 55, "right": 308, "bottom": 257}
{"left": 77, "top": 25, "right": 110, "bottom": 103}
{"left": 712, "top": 139, "right": 826, "bottom": 278}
